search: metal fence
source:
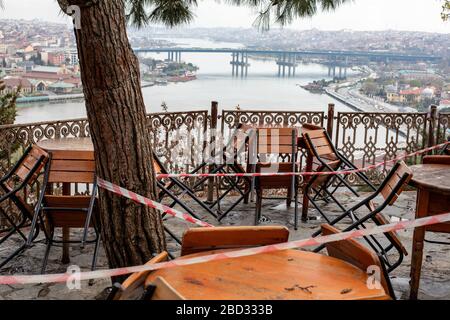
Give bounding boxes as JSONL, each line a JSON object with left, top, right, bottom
{"left": 1, "top": 104, "right": 448, "bottom": 178}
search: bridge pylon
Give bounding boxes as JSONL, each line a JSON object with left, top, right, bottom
{"left": 230, "top": 51, "right": 250, "bottom": 77}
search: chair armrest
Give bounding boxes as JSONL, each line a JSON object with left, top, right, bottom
{"left": 423, "top": 155, "right": 450, "bottom": 165}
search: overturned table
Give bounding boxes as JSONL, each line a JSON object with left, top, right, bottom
{"left": 146, "top": 249, "right": 390, "bottom": 300}
{"left": 408, "top": 162, "right": 450, "bottom": 300}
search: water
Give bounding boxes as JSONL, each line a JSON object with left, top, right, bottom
{"left": 15, "top": 38, "right": 355, "bottom": 124}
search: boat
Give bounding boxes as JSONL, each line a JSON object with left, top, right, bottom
{"left": 155, "top": 79, "right": 168, "bottom": 86}
{"left": 299, "top": 79, "right": 333, "bottom": 94}
{"left": 168, "top": 71, "right": 197, "bottom": 83}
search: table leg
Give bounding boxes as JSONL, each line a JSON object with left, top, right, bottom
{"left": 62, "top": 183, "right": 71, "bottom": 264}
{"left": 409, "top": 189, "right": 428, "bottom": 300}
{"left": 301, "top": 151, "right": 313, "bottom": 222}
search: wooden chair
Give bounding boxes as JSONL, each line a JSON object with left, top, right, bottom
{"left": 301, "top": 123, "right": 324, "bottom": 131}
{"left": 31, "top": 150, "right": 101, "bottom": 273}
{"left": 180, "top": 226, "right": 289, "bottom": 256}
{"left": 423, "top": 155, "right": 450, "bottom": 165}
{"left": 313, "top": 161, "right": 411, "bottom": 273}
{"left": 320, "top": 224, "right": 396, "bottom": 299}
{"left": 0, "top": 145, "right": 49, "bottom": 268}
{"left": 144, "top": 276, "right": 185, "bottom": 300}
{"left": 107, "top": 251, "right": 169, "bottom": 300}
{"left": 303, "top": 129, "right": 376, "bottom": 222}
{"left": 249, "top": 127, "right": 299, "bottom": 229}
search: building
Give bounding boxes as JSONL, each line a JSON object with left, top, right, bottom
{"left": 0, "top": 77, "right": 34, "bottom": 95}
{"left": 47, "top": 52, "right": 65, "bottom": 66}
{"left": 399, "top": 88, "right": 422, "bottom": 103}
{"left": 64, "top": 50, "right": 78, "bottom": 66}
{"left": 48, "top": 81, "right": 75, "bottom": 94}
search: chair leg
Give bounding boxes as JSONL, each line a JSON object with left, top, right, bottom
{"left": 255, "top": 188, "right": 262, "bottom": 225}
{"left": 41, "top": 239, "right": 53, "bottom": 274}
{"left": 88, "top": 234, "right": 102, "bottom": 286}
{"left": 294, "top": 182, "right": 299, "bottom": 230}
{"left": 286, "top": 187, "right": 292, "bottom": 208}
{"left": 91, "top": 236, "right": 101, "bottom": 271}
{"left": 243, "top": 184, "right": 250, "bottom": 204}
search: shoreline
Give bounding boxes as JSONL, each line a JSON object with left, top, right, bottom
{"left": 15, "top": 81, "right": 162, "bottom": 105}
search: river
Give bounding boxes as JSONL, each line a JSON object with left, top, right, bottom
{"left": 15, "top": 37, "right": 356, "bottom": 124}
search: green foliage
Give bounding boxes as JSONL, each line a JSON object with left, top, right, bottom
{"left": 0, "top": 80, "right": 18, "bottom": 126}
{"left": 0, "top": 80, "right": 19, "bottom": 161}
{"left": 361, "top": 79, "right": 380, "bottom": 96}
{"left": 442, "top": 0, "right": 450, "bottom": 21}
{"left": 125, "top": 0, "right": 349, "bottom": 29}
{"left": 408, "top": 79, "right": 422, "bottom": 88}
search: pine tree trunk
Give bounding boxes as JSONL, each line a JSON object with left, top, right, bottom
{"left": 57, "top": 0, "right": 166, "bottom": 269}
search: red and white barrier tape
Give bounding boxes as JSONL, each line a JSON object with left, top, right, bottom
{"left": 1, "top": 212, "right": 449, "bottom": 285}
{"left": 97, "top": 178, "right": 213, "bottom": 228}
{"left": 156, "top": 142, "right": 449, "bottom": 179}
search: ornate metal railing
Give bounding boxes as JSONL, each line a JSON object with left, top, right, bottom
{"left": 220, "top": 109, "right": 325, "bottom": 175}
{"left": 148, "top": 110, "right": 209, "bottom": 173}
{"left": 0, "top": 111, "right": 209, "bottom": 176}
{"left": 0, "top": 110, "right": 209, "bottom": 231}
{"left": 220, "top": 109, "right": 325, "bottom": 135}
{"left": 334, "top": 112, "right": 428, "bottom": 183}
{"left": 437, "top": 112, "right": 450, "bottom": 144}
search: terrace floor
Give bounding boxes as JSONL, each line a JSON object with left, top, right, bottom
{"left": 1, "top": 190, "right": 449, "bottom": 300}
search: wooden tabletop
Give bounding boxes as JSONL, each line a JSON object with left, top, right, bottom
{"left": 408, "top": 163, "right": 450, "bottom": 196}
{"left": 145, "top": 249, "right": 389, "bottom": 300}
{"left": 37, "top": 137, "right": 94, "bottom": 152}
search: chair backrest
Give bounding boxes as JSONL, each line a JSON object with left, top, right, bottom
{"left": 152, "top": 152, "right": 167, "bottom": 175}
{"left": 47, "top": 150, "right": 95, "bottom": 184}
{"left": 254, "top": 127, "right": 297, "bottom": 157}
{"left": 379, "top": 161, "right": 413, "bottom": 205}
{"left": 301, "top": 123, "right": 324, "bottom": 131}
{"left": 11, "top": 145, "right": 49, "bottom": 186}
{"left": 110, "top": 251, "right": 169, "bottom": 300}
{"left": 181, "top": 226, "right": 289, "bottom": 256}
{"left": 147, "top": 276, "right": 185, "bottom": 300}
{"left": 321, "top": 224, "right": 394, "bottom": 299}
{"left": 423, "top": 155, "right": 450, "bottom": 165}
{"left": 303, "top": 129, "right": 337, "bottom": 161}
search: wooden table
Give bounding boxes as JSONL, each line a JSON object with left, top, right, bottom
{"left": 408, "top": 163, "right": 450, "bottom": 300}
{"left": 145, "top": 249, "right": 389, "bottom": 300}
{"left": 37, "top": 138, "right": 94, "bottom": 263}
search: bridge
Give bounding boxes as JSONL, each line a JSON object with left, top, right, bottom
{"left": 134, "top": 48, "right": 442, "bottom": 79}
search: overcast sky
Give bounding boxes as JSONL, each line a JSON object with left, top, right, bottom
{"left": 1, "top": 0, "right": 449, "bottom": 33}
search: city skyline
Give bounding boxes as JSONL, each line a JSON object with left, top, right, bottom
{"left": 0, "top": 0, "right": 449, "bottom": 33}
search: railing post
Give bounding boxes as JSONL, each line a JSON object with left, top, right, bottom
{"left": 326, "top": 103, "right": 335, "bottom": 139}
{"left": 207, "top": 101, "right": 218, "bottom": 203}
{"left": 427, "top": 105, "right": 437, "bottom": 154}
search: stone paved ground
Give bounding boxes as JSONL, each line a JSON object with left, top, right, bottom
{"left": 1, "top": 190, "right": 449, "bottom": 300}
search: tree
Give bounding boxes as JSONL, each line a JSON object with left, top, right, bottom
{"left": 0, "top": 80, "right": 18, "bottom": 154}
{"left": 443, "top": 0, "right": 450, "bottom": 20}
{"left": 51, "top": 0, "right": 349, "bottom": 272}
{"left": 0, "top": 80, "right": 19, "bottom": 227}
{"left": 361, "top": 80, "right": 379, "bottom": 96}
